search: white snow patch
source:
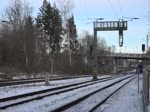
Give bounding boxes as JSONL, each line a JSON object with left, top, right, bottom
{"left": 94, "top": 75, "right": 143, "bottom": 112}
{"left": 0, "top": 75, "right": 111, "bottom": 99}
{"left": 0, "top": 75, "right": 132, "bottom": 112}
{"left": 0, "top": 77, "right": 92, "bottom": 99}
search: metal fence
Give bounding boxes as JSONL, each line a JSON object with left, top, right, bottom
{"left": 143, "top": 70, "right": 150, "bottom": 112}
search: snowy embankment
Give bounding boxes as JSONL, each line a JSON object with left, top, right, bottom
{"left": 0, "top": 75, "right": 135, "bottom": 112}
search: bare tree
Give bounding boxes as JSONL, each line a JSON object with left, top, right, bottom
{"left": 58, "top": 0, "right": 74, "bottom": 68}
{"left": 1, "top": 0, "right": 33, "bottom": 72}
{"left": 24, "top": 16, "right": 36, "bottom": 72}
{"left": 3, "top": 0, "right": 32, "bottom": 28}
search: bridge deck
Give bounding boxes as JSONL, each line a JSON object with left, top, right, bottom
{"left": 98, "top": 53, "right": 150, "bottom": 60}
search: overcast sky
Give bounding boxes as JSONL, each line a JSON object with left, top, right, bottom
{"left": 0, "top": 0, "right": 149, "bottom": 53}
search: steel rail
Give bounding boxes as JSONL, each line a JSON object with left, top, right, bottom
{"left": 0, "top": 75, "right": 91, "bottom": 87}
{"left": 51, "top": 75, "right": 136, "bottom": 112}
{"left": 0, "top": 75, "right": 119, "bottom": 109}
{"left": 88, "top": 76, "right": 136, "bottom": 112}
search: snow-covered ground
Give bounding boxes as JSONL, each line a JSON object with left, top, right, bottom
{"left": 94, "top": 75, "right": 143, "bottom": 112}
{"left": 0, "top": 77, "right": 91, "bottom": 99}
{"left": 0, "top": 75, "right": 111, "bottom": 99}
{"left": 64, "top": 77, "right": 134, "bottom": 112}
{"left": 148, "top": 104, "right": 150, "bottom": 112}
{"left": 0, "top": 74, "right": 142, "bottom": 112}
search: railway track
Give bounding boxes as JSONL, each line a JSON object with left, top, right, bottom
{"left": 52, "top": 75, "right": 136, "bottom": 112}
{"left": 0, "top": 75, "right": 119, "bottom": 110}
{"left": 0, "top": 75, "right": 91, "bottom": 82}
{"left": 0, "top": 75, "right": 91, "bottom": 87}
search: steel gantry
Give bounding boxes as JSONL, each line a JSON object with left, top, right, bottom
{"left": 92, "top": 20, "right": 128, "bottom": 80}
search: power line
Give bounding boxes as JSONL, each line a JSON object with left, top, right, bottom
{"left": 72, "top": 0, "right": 93, "bottom": 29}
{"left": 71, "top": 14, "right": 92, "bottom": 30}
{"left": 118, "top": 0, "right": 122, "bottom": 17}
{"left": 74, "top": 14, "right": 86, "bottom": 24}
{"left": 55, "top": 0, "right": 92, "bottom": 30}
{"left": 107, "top": 0, "right": 119, "bottom": 19}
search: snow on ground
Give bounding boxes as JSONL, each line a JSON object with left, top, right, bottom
{"left": 0, "top": 77, "right": 91, "bottom": 99}
{"left": 148, "top": 105, "right": 150, "bottom": 112}
{"left": 64, "top": 77, "right": 133, "bottom": 112}
{"left": 0, "top": 75, "right": 111, "bottom": 99}
{"left": 94, "top": 75, "right": 143, "bottom": 112}
{"left": 0, "top": 75, "right": 133, "bottom": 112}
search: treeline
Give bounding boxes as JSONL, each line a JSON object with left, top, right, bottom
{"left": 0, "top": 0, "right": 115, "bottom": 75}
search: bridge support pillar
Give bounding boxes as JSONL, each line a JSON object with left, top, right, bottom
{"left": 113, "top": 59, "right": 117, "bottom": 73}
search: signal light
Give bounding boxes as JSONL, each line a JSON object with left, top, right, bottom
{"left": 142, "top": 44, "right": 145, "bottom": 52}
{"left": 119, "top": 30, "right": 123, "bottom": 47}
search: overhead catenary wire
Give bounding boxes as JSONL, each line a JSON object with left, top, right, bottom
{"left": 74, "top": 14, "right": 89, "bottom": 25}
{"left": 71, "top": 0, "right": 93, "bottom": 30}
{"left": 76, "top": 0, "right": 87, "bottom": 10}
{"left": 118, "top": 0, "right": 123, "bottom": 18}
{"left": 107, "top": 0, "right": 119, "bottom": 19}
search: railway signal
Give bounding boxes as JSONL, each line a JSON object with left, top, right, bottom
{"left": 92, "top": 19, "right": 128, "bottom": 80}
{"left": 142, "top": 44, "right": 145, "bottom": 52}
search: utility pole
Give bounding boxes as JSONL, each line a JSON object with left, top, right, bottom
{"left": 146, "top": 35, "right": 149, "bottom": 65}
{"left": 147, "top": 35, "right": 149, "bottom": 52}
{"left": 93, "top": 27, "right": 98, "bottom": 80}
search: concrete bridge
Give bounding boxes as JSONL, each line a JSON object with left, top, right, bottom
{"left": 110, "top": 53, "right": 150, "bottom": 60}
{"left": 98, "top": 53, "right": 150, "bottom": 73}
